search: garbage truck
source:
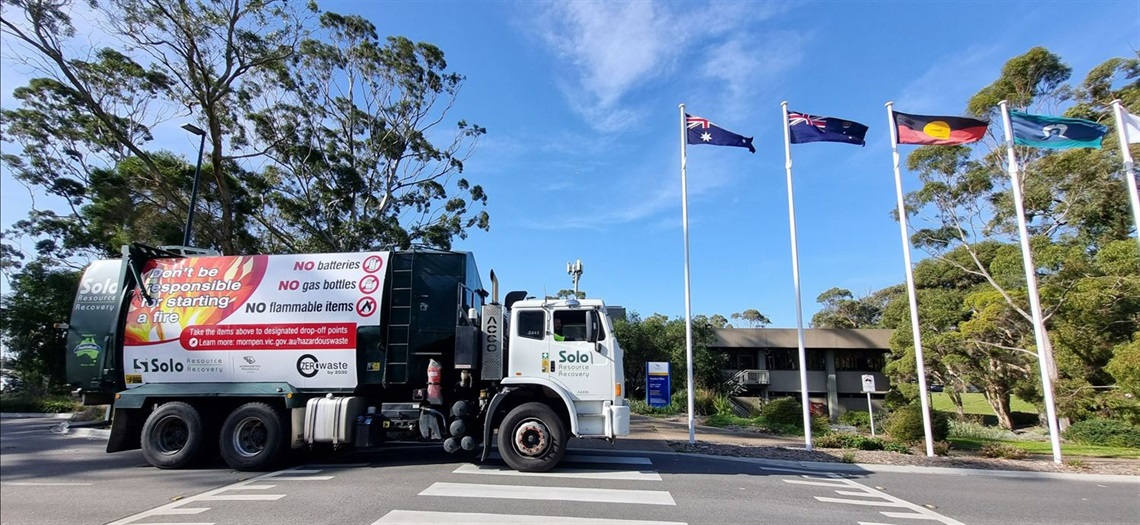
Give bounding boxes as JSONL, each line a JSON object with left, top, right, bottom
{"left": 65, "top": 244, "right": 628, "bottom": 472}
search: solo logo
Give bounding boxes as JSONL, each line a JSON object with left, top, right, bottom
{"left": 296, "top": 354, "right": 349, "bottom": 377}
{"left": 132, "top": 358, "right": 184, "bottom": 373}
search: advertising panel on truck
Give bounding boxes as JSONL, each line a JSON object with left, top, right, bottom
{"left": 123, "top": 252, "right": 388, "bottom": 389}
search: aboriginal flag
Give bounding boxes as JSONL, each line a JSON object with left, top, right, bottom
{"left": 893, "top": 111, "right": 988, "bottom": 145}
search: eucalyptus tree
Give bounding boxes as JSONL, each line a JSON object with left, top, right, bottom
{"left": 246, "top": 12, "right": 488, "bottom": 251}
{"left": 0, "top": 0, "right": 309, "bottom": 256}
{"left": 893, "top": 47, "right": 1140, "bottom": 425}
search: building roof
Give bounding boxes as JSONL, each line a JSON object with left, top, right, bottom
{"left": 712, "top": 328, "right": 893, "bottom": 350}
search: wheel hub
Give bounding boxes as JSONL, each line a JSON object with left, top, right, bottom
{"left": 231, "top": 417, "right": 268, "bottom": 458}
{"left": 155, "top": 416, "right": 189, "bottom": 454}
{"left": 513, "top": 420, "right": 549, "bottom": 457}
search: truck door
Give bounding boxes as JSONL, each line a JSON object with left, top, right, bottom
{"left": 549, "top": 309, "right": 614, "bottom": 401}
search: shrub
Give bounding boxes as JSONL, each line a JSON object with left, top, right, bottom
{"left": 0, "top": 395, "right": 78, "bottom": 413}
{"left": 1063, "top": 418, "right": 1140, "bottom": 448}
{"left": 885, "top": 403, "right": 949, "bottom": 443}
{"left": 979, "top": 442, "right": 1029, "bottom": 460}
{"left": 814, "top": 433, "right": 885, "bottom": 451}
{"left": 932, "top": 440, "right": 952, "bottom": 456}
{"left": 839, "top": 410, "right": 870, "bottom": 429}
{"left": 948, "top": 419, "right": 1020, "bottom": 440}
{"left": 840, "top": 452, "right": 857, "bottom": 463}
{"left": 883, "top": 441, "right": 912, "bottom": 454}
{"left": 761, "top": 397, "right": 803, "bottom": 426}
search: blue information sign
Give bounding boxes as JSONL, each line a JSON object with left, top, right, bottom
{"left": 646, "top": 362, "right": 671, "bottom": 408}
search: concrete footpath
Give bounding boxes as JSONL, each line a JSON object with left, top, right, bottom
{"left": 5, "top": 412, "right": 1138, "bottom": 482}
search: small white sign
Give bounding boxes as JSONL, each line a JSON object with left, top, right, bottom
{"left": 861, "top": 374, "right": 876, "bottom": 393}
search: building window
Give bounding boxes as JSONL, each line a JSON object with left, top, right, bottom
{"left": 725, "top": 350, "right": 755, "bottom": 370}
{"left": 766, "top": 349, "right": 825, "bottom": 370}
{"left": 835, "top": 350, "right": 886, "bottom": 371}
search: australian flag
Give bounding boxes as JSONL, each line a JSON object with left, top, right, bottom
{"left": 788, "top": 111, "right": 868, "bottom": 146}
{"left": 686, "top": 114, "right": 755, "bottom": 153}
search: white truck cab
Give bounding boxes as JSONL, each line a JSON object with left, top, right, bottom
{"left": 483, "top": 297, "right": 629, "bottom": 471}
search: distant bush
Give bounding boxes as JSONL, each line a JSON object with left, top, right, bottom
{"left": 1063, "top": 418, "right": 1140, "bottom": 448}
{"left": 838, "top": 410, "right": 870, "bottom": 428}
{"left": 883, "top": 441, "right": 912, "bottom": 454}
{"left": 886, "top": 403, "right": 949, "bottom": 443}
{"left": 948, "top": 419, "right": 1021, "bottom": 441}
{"left": 762, "top": 397, "right": 803, "bottom": 426}
{"left": 815, "top": 433, "right": 885, "bottom": 451}
{"left": 0, "top": 395, "right": 78, "bottom": 413}
{"left": 980, "top": 442, "right": 1029, "bottom": 460}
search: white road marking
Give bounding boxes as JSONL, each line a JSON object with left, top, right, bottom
{"left": 198, "top": 494, "right": 285, "bottom": 501}
{"left": 784, "top": 473, "right": 965, "bottom": 525}
{"left": 147, "top": 508, "right": 210, "bottom": 515}
{"left": 562, "top": 454, "right": 654, "bottom": 465}
{"left": 1, "top": 482, "right": 93, "bottom": 486}
{"left": 453, "top": 463, "right": 662, "bottom": 481}
{"left": 258, "top": 475, "right": 333, "bottom": 481}
{"left": 105, "top": 467, "right": 330, "bottom": 525}
{"left": 372, "top": 510, "right": 687, "bottom": 525}
{"left": 880, "top": 511, "right": 948, "bottom": 520}
{"left": 815, "top": 497, "right": 906, "bottom": 507}
{"left": 420, "top": 482, "right": 676, "bottom": 505}
{"left": 488, "top": 453, "right": 653, "bottom": 465}
{"left": 784, "top": 479, "right": 850, "bottom": 488}
{"left": 130, "top": 522, "right": 213, "bottom": 525}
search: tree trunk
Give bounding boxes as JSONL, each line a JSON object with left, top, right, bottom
{"left": 985, "top": 387, "right": 1014, "bottom": 430}
{"left": 948, "top": 388, "right": 965, "bottom": 418}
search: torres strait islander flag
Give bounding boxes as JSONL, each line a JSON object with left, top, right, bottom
{"left": 893, "top": 111, "right": 989, "bottom": 145}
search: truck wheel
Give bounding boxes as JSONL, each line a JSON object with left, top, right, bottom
{"left": 220, "top": 403, "right": 284, "bottom": 471}
{"left": 140, "top": 402, "right": 204, "bottom": 469}
{"left": 497, "top": 402, "right": 566, "bottom": 472}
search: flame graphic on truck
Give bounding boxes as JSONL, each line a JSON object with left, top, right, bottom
{"left": 124, "top": 255, "right": 267, "bottom": 344}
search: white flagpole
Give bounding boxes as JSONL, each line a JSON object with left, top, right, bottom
{"left": 998, "top": 100, "right": 1063, "bottom": 464}
{"left": 781, "top": 101, "right": 812, "bottom": 450}
{"left": 678, "top": 103, "right": 697, "bottom": 444}
{"left": 885, "top": 102, "right": 935, "bottom": 457}
{"left": 1111, "top": 100, "right": 1140, "bottom": 252}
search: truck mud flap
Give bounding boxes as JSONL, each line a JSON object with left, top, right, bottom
{"left": 106, "top": 408, "right": 143, "bottom": 453}
{"left": 480, "top": 389, "right": 511, "bottom": 462}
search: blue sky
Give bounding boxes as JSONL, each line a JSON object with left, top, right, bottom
{"left": 2, "top": 0, "right": 1138, "bottom": 327}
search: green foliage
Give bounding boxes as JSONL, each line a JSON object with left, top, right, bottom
{"left": 948, "top": 419, "right": 1023, "bottom": 441}
{"left": 932, "top": 440, "right": 952, "bottom": 456}
{"left": 0, "top": 395, "right": 79, "bottom": 413}
{"left": 980, "top": 442, "right": 1030, "bottom": 460}
{"left": 840, "top": 452, "right": 857, "bottom": 463}
{"left": 0, "top": 261, "right": 79, "bottom": 394}
{"left": 612, "top": 312, "right": 727, "bottom": 400}
{"left": 886, "top": 403, "right": 950, "bottom": 443}
{"left": 838, "top": 410, "right": 870, "bottom": 428}
{"left": 761, "top": 397, "right": 803, "bottom": 426}
{"left": 811, "top": 288, "right": 888, "bottom": 328}
{"left": 1063, "top": 418, "right": 1140, "bottom": 448}
{"left": 883, "top": 441, "right": 912, "bottom": 454}
{"left": 730, "top": 309, "right": 770, "bottom": 328}
{"left": 815, "top": 433, "right": 886, "bottom": 451}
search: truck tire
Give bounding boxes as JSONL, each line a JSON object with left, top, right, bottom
{"left": 220, "top": 403, "right": 284, "bottom": 471}
{"left": 497, "top": 402, "right": 566, "bottom": 472}
{"left": 140, "top": 402, "right": 204, "bottom": 469}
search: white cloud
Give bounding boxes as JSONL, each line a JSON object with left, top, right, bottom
{"left": 523, "top": 1, "right": 799, "bottom": 131}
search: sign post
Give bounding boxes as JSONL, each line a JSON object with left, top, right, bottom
{"left": 647, "top": 362, "right": 671, "bottom": 408}
{"left": 862, "top": 374, "right": 876, "bottom": 436}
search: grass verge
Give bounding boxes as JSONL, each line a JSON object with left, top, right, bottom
{"left": 949, "top": 436, "right": 1140, "bottom": 459}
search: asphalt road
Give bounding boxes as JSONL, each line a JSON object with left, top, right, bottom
{"left": 1, "top": 417, "right": 1137, "bottom": 525}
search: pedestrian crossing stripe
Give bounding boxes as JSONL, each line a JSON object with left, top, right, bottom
{"left": 453, "top": 463, "right": 662, "bottom": 481}
{"left": 419, "top": 482, "right": 676, "bottom": 505}
{"left": 372, "top": 510, "right": 687, "bottom": 524}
